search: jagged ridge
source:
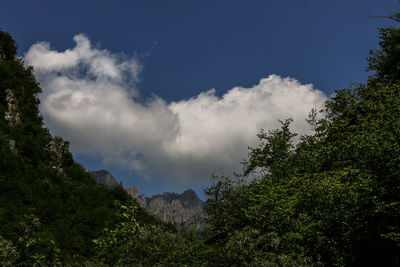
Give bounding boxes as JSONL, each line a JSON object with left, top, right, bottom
{"left": 90, "top": 170, "right": 207, "bottom": 232}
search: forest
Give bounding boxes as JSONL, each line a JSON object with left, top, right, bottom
{"left": 1, "top": 16, "right": 400, "bottom": 266}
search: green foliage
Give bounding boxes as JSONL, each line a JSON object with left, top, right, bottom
{"left": 0, "top": 30, "right": 17, "bottom": 60}
{"left": 0, "top": 29, "right": 180, "bottom": 265}
{"left": 205, "top": 21, "right": 400, "bottom": 266}
{"left": 368, "top": 26, "right": 400, "bottom": 84}
{"left": 0, "top": 215, "right": 62, "bottom": 267}
{"left": 243, "top": 118, "right": 297, "bottom": 179}
{"left": 0, "top": 235, "right": 18, "bottom": 266}
{"left": 15, "top": 215, "right": 62, "bottom": 267}
{"left": 93, "top": 200, "right": 212, "bottom": 266}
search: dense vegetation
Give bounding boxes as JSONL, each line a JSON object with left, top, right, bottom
{"left": 1, "top": 18, "right": 400, "bottom": 266}
{"left": 205, "top": 23, "right": 400, "bottom": 266}
{"left": 0, "top": 30, "right": 181, "bottom": 265}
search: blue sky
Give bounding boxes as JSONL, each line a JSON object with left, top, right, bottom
{"left": 1, "top": 0, "right": 397, "bottom": 199}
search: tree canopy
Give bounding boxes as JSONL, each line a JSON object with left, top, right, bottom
{"left": 205, "top": 24, "right": 400, "bottom": 266}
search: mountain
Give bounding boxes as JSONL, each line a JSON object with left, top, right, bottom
{"left": 89, "top": 170, "right": 121, "bottom": 189}
{"left": 132, "top": 189, "right": 207, "bottom": 233}
{"left": 90, "top": 170, "right": 207, "bottom": 232}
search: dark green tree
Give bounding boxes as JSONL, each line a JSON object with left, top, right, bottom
{"left": 205, "top": 20, "right": 400, "bottom": 266}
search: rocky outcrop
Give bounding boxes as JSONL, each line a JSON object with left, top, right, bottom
{"left": 4, "top": 89, "right": 21, "bottom": 127}
{"left": 125, "top": 188, "right": 207, "bottom": 233}
{"left": 125, "top": 185, "right": 147, "bottom": 207}
{"left": 46, "top": 136, "right": 69, "bottom": 174}
{"left": 125, "top": 185, "right": 139, "bottom": 198}
{"left": 9, "top": 139, "right": 16, "bottom": 152}
{"left": 90, "top": 170, "right": 207, "bottom": 232}
{"left": 143, "top": 189, "right": 207, "bottom": 232}
{"left": 4, "top": 89, "right": 20, "bottom": 153}
{"left": 89, "top": 170, "right": 121, "bottom": 189}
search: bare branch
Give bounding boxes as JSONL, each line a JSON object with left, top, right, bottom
{"left": 367, "top": 13, "right": 400, "bottom": 23}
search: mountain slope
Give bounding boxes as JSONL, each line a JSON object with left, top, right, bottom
{"left": 0, "top": 30, "right": 173, "bottom": 265}
{"left": 89, "top": 170, "right": 207, "bottom": 232}
{"left": 133, "top": 189, "right": 207, "bottom": 233}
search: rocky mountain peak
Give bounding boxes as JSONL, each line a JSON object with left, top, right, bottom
{"left": 126, "top": 185, "right": 139, "bottom": 198}
{"left": 181, "top": 189, "right": 203, "bottom": 208}
{"left": 151, "top": 191, "right": 180, "bottom": 203}
{"left": 89, "top": 170, "right": 121, "bottom": 189}
{"left": 89, "top": 170, "right": 207, "bottom": 233}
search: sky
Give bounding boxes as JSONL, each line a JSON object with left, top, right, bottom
{"left": 1, "top": 0, "right": 398, "bottom": 200}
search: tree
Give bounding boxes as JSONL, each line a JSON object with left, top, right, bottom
{"left": 93, "top": 200, "right": 212, "bottom": 266}
{"left": 205, "top": 20, "right": 400, "bottom": 266}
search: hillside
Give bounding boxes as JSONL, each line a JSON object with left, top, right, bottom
{"left": 0, "top": 30, "right": 181, "bottom": 265}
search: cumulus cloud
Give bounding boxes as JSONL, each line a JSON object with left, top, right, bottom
{"left": 25, "top": 34, "right": 328, "bottom": 183}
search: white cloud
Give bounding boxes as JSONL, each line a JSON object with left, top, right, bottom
{"left": 24, "top": 34, "right": 328, "bottom": 183}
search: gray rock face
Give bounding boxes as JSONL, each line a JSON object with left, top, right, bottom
{"left": 141, "top": 189, "right": 207, "bottom": 232}
{"left": 4, "top": 89, "right": 21, "bottom": 127}
{"left": 125, "top": 185, "right": 139, "bottom": 198}
{"left": 46, "top": 137, "right": 68, "bottom": 175}
{"left": 4, "top": 89, "right": 20, "bottom": 153}
{"left": 125, "top": 185, "right": 147, "bottom": 207}
{"left": 89, "top": 170, "right": 121, "bottom": 189}
{"left": 89, "top": 170, "right": 207, "bottom": 233}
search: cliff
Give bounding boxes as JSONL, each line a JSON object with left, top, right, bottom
{"left": 137, "top": 189, "right": 207, "bottom": 233}
{"left": 89, "top": 170, "right": 121, "bottom": 189}
{"left": 90, "top": 170, "right": 207, "bottom": 232}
